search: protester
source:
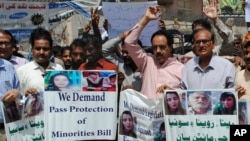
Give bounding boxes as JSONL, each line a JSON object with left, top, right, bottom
{"left": 69, "top": 38, "right": 86, "bottom": 70}
{"left": 236, "top": 33, "right": 250, "bottom": 99}
{"left": 102, "top": 30, "right": 142, "bottom": 91}
{"left": 78, "top": 34, "right": 117, "bottom": 71}
{"left": 154, "top": 122, "right": 166, "bottom": 141}
{"left": 0, "top": 29, "right": 29, "bottom": 69}
{"left": 165, "top": 91, "right": 186, "bottom": 115}
{"left": 60, "top": 46, "right": 72, "bottom": 70}
{"left": 119, "top": 110, "right": 137, "bottom": 138}
{"left": 17, "top": 27, "right": 64, "bottom": 96}
{"left": 51, "top": 45, "right": 65, "bottom": 69}
{"left": 124, "top": 5, "right": 184, "bottom": 98}
{"left": 213, "top": 92, "right": 237, "bottom": 115}
{"left": 187, "top": 91, "right": 212, "bottom": 115}
{"left": 181, "top": 29, "right": 236, "bottom": 89}
{"left": 232, "top": 34, "right": 245, "bottom": 71}
{"left": 0, "top": 58, "right": 21, "bottom": 140}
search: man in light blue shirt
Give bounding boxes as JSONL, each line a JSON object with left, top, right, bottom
{"left": 0, "top": 58, "right": 21, "bottom": 140}
{"left": 181, "top": 29, "right": 236, "bottom": 89}
{"left": 0, "top": 29, "right": 20, "bottom": 140}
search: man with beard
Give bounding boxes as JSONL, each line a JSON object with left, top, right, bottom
{"left": 236, "top": 33, "right": 250, "bottom": 99}
{"left": 69, "top": 38, "right": 86, "bottom": 70}
{"left": 187, "top": 91, "right": 211, "bottom": 115}
{"left": 102, "top": 30, "right": 142, "bottom": 91}
{"left": 17, "top": 27, "right": 64, "bottom": 96}
{"left": 124, "top": 6, "right": 184, "bottom": 98}
{"left": 78, "top": 34, "right": 117, "bottom": 71}
{"left": 60, "top": 46, "right": 72, "bottom": 70}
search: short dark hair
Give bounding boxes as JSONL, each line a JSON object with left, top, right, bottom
{"left": 159, "top": 122, "right": 165, "bottom": 131}
{"left": 191, "top": 28, "right": 215, "bottom": 44}
{"left": 192, "top": 18, "right": 212, "bottom": 31}
{"left": 150, "top": 30, "right": 174, "bottom": 54}
{"left": 0, "top": 29, "right": 12, "bottom": 40}
{"left": 70, "top": 38, "right": 85, "bottom": 51}
{"left": 220, "top": 91, "right": 236, "bottom": 110}
{"left": 82, "top": 34, "right": 102, "bottom": 49}
{"left": 151, "top": 30, "right": 173, "bottom": 46}
{"left": 61, "top": 46, "right": 71, "bottom": 55}
{"left": 29, "top": 27, "right": 53, "bottom": 48}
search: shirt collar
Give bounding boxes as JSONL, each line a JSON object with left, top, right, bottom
{"left": 30, "top": 61, "right": 57, "bottom": 70}
{"left": 193, "top": 55, "right": 215, "bottom": 71}
{"left": 0, "top": 59, "right": 5, "bottom": 69}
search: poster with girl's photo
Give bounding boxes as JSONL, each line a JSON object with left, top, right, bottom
{"left": 119, "top": 89, "right": 164, "bottom": 141}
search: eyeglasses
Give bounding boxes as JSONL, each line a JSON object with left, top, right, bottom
{"left": 152, "top": 45, "right": 167, "bottom": 50}
{"left": 193, "top": 39, "right": 212, "bottom": 46}
{"left": 0, "top": 41, "right": 11, "bottom": 47}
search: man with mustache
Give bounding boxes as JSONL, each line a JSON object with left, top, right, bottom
{"left": 187, "top": 91, "right": 211, "bottom": 115}
{"left": 181, "top": 29, "right": 236, "bottom": 89}
{"left": 180, "top": 29, "right": 246, "bottom": 98}
{"left": 124, "top": 5, "right": 184, "bottom": 99}
{"left": 70, "top": 38, "right": 86, "bottom": 70}
{"left": 17, "top": 27, "right": 64, "bottom": 97}
{"left": 78, "top": 34, "right": 117, "bottom": 71}
{"left": 236, "top": 33, "right": 250, "bottom": 99}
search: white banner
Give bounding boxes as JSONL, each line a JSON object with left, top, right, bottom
{"left": 44, "top": 70, "right": 117, "bottom": 140}
{"left": 164, "top": 89, "right": 238, "bottom": 141}
{"left": 119, "top": 89, "right": 164, "bottom": 141}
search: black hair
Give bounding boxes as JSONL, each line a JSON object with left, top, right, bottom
{"left": 151, "top": 30, "right": 174, "bottom": 46}
{"left": 69, "top": 38, "right": 85, "bottom": 51}
{"left": 151, "top": 30, "right": 174, "bottom": 54}
{"left": 192, "top": 18, "right": 212, "bottom": 31}
{"left": 61, "top": 46, "right": 71, "bottom": 55}
{"left": 191, "top": 28, "right": 215, "bottom": 44}
{"left": 220, "top": 92, "right": 236, "bottom": 110}
{"left": 82, "top": 34, "right": 102, "bottom": 49}
{"left": 52, "top": 45, "right": 62, "bottom": 57}
{"left": 29, "top": 27, "right": 53, "bottom": 48}
{"left": 159, "top": 122, "right": 165, "bottom": 131}
{"left": 47, "top": 72, "right": 71, "bottom": 91}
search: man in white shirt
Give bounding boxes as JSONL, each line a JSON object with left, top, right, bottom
{"left": 17, "top": 27, "right": 64, "bottom": 96}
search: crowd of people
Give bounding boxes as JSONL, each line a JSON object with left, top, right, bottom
{"left": 0, "top": 0, "right": 250, "bottom": 140}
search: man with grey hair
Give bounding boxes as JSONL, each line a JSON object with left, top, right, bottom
{"left": 187, "top": 91, "right": 212, "bottom": 115}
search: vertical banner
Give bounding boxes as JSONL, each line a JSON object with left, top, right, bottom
{"left": 43, "top": 70, "right": 117, "bottom": 140}
{"left": 119, "top": 89, "right": 164, "bottom": 141}
{"left": 164, "top": 89, "right": 238, "bottom": 141}
{"left": 2, "top": 92, "right": 45, "bottom": 141}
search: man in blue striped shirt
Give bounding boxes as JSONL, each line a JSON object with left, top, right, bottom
{"left": 0, "top": 29, "right": 20, "bottom": 141}
{"left": 0, "top": 58, "right": 21, "bottom": 140}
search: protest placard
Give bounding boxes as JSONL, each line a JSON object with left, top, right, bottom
{"left": 43, "top": 70, "right": 117, "bottom": 140}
